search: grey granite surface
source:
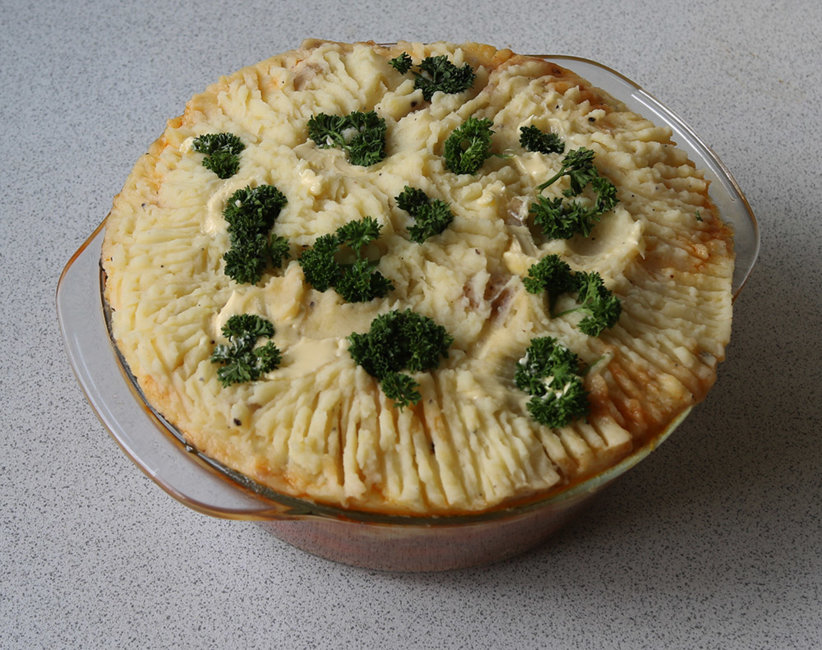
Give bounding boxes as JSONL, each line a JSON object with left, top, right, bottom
{"left": 2, "top": 0, "right": 820, "bottom": 647}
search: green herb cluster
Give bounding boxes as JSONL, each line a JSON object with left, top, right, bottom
{"left": 348, "top": 309, "right": 454, "bottom": 409}
{"left": 389, "top": 53, "right": 476, "bottom": 101}
{"left": 519, "top": 125, "right": 564, "bottom": 155}
{"left": 529, "top": 147, "right": 618, "bottom": 239}
{"left": 514, "top": 336, "right": 589, "bottom": 428}
{"left": 522, "top": 254, "right": 576, "bottom": 311}
{"left": 395, "top": 186, "right": 454, "bottom": 243}
{"left": 307, "top": 110, "right": 387, "bottom": 166}
{"left": 524, "top": 254, "right": 621, "bottom": 336}
{"left": 222, "top": 185, "right": 289, "bottom": 284}
{"left": 192, "top": 132, "right": 245, "bottom": 179}
{"left": 443, "top": 116, "right": 495, "bottom": 175}
{"left": 568, "top": 272, "right": 623, "bottom": 336}
{"left": 298, "top": 216, "right": 393, "bottom": 303}
{"left": 388, "top": 52, "right": 414, "bottom": 74}
{"left": 210, "top": 314, "right": 282, "bottom": 387}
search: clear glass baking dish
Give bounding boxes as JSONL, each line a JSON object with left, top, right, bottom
{"left": 57, "top": 54, "right": 759, "bottom": 572}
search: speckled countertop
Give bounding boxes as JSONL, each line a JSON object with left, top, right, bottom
{"left": 2, "top": 1, "right": 820, "bottom": 648}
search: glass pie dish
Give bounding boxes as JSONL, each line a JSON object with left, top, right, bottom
{"left": 57, "top": 54, "right": 759, "bottom": 572}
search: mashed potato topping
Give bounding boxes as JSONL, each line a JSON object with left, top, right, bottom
{"left": 102, "top": 40, "right": 733, "bottom": 515}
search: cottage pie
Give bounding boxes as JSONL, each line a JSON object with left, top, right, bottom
{"left": 102, "top": 40, "right": 734, "bottom": 515}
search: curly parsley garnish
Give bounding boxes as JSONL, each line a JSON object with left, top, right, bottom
{"left": 443, "top": 116, "right": 495, "bottom": 175}
{"left": 515, "top": 336, "right": 589, "bottom": 428}
{"left": 389, "top": 52, "right": 475, "bottom": 101}
{"left": 348, "top": 309, "right": 453, "bottom": 409}
{"left": 192, "top": 133, "right": 245, "bottom": 179}
{"left": 388, "top": 52, "right": 413, "bottom": 74}
{"left": 307, "top": 110, "right": 387, "bottom": 166}
{"left": 522, "top": 254, "right": 576, "bottom": 312}
{"left": 379, "top": 372, "right": 422, "bottom": 410}
{"left": 298, "top": 216, "right": 393, "bottom": 303}
{"left": 530, "top": 148, "right": 618, "bottom": 239}
{"left": 519, "top": 125, "right": 564, "bottom": 155}
{"left": 537, "top": 148, "right": 599, "bottom": 194}
{"left": 523, "top": 254, "right": 621, "bottom": 336}
{"left": 222, "top": 185, "right": 289, "bottom": 284}
{"left": 564, "top": 271, "right": 623, "bottom": 337}
{"left": 395, "top": 186, "right": 455, "bottom": 243}
{"left": 210, "top": 314, "right": 281, "bottom": 387}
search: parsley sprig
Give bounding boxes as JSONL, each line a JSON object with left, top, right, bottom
{"left": 222, "top": 185, "right": 289, "bottom": 284}
{"left": 536, "top": 148, "right": 599, "bottom": 194}
{"left": 395, "top": 186, "right": 454, "bottom": 243}
{"left": 529, "top": 148, "right": 618, "bottom": 239}
{"left": 515, "top": 336, "right": 589, "bottom": 428}
{"left": 298, "top": 216, "right": 393, "bottom": 302}
{"left": 348, "top": 309, "right": 453, "bottom": 409}
{"left": 519, "top": 125, "right": 564, "bottom": 155}
{"left": 307, "top": 110, "right": 387, "bottom": 166}
{"left": 210, "top": 314, "right": 281, "bottom": 387}
{"left": 522, "top": 254, "right": 576, "bottom": 312}
{"left": 523, "top": 254, "right": 621, "bottom": 336}
{"left": 443, "top": 116, "right": 495, "bottom": 175}
{"left": 192, "top": 133, "right": 245, "bottom": 179}
{"left": 389, "top": 53, "right": 476, "bottom": 101}
{"left": 388, "top": 52, "right": 414, "bottom": 74}
{"left": 562, "top": 271, "right": 623, "bottom": 337}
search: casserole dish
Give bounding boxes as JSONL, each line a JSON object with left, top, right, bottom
{"left": 58, "top": 53, "right": 758, "bottom": 571}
